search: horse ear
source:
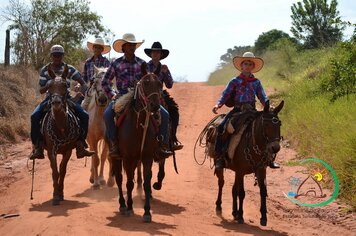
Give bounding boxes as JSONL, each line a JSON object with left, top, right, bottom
{"left": 154, "top": 63, "right": 161, "bottom": 75}
{"left": 62, "top": 64, "right": 69, "bottom": 79}
{"left": 273, "top": 100, "right": 284, "bottom": 114}
{"left": 94, "top": 65, "right": 99, "bottom": 73}
{"left": 48, "top": 66, "right": 56, "bottom": 79}
{"left": 141, "top": 62, "right": 147, "bottom": 76}
{"left": 263, "top": 100, "right": 270, "bottom": 112}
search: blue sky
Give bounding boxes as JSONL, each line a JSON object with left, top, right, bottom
{"left": 0, "top": 0, "right": 355, "bottom": 82}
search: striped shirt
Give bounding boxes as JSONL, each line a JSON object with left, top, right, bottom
{"left": 217, "top": 75, "right": 268, "bottom": 107}
{"left": 147, "top": 60, "right": 173, "bottom": 88}
{"left": 102, "top": 55, "right": 145, "bottom": 99}
{"left": 83, "top": 55, "right": 110, "bottom": 83}
{"left": 39, "top": 62, "right": 81, "bottom": 88}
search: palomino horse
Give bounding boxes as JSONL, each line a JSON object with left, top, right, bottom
{"left": 85, "top": 66, "right": 114, "bottom": 188}
{"left": 204, "top": 100, "right": 284, "bottom": 226}
{"left": 42, "top": 64, "right": 81, "bottom": 205}
{"left": 112, "top": 63, "right": 162, "bottom": 223}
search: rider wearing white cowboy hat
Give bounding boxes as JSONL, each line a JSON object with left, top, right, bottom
{"left": 102, "top": 33, "right": 173, "bottom": 159}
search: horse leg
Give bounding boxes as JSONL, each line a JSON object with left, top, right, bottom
{"left": 112, "top": 159, "right": 126, "bottom": 213}
{"left": 234, "top": 174, "right": 245, "bottom": 224}
{"left": 215, "top": 169, "right": 224, "bottom": 214}
{"left": 125, "top": 163, "right": 135, "bottom": 216}
{"left": 136, "top": 160, "right": 143, "bottom": 189}
{"left": 98, "top": 140, "right": 107, "bottom": 186}
{"left": 257, "top": 169, "right": 268, "bottom": 226}
{"left": 103, "top": 141, "right": 114, "bottom": 187}
{"left": 153, "top": 160, "right": 165, "bottom": 190}
{"left": 91, "top": 140, "right": 100, "bottom": 189}
{"left": 142, "top": 158, "right": 153, "bottom": 222}
{"left": 58, "top": 150, "right": 72, "bottom": 201}
{"left": 48, "top": 151, "right": 60, "bottom": 206}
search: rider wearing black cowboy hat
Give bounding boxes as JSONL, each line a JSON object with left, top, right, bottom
{"left": 144, "top": 42, "right": 183, "bottom": 151}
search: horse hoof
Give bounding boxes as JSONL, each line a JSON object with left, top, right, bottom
{"left": 260, "top": 219, "right": 267, "bottom": 226}
{"left": 238, "top": 218, "right": 244, "bottom": 224}
{"left": 215, "top": 206, "right": 222, "bottom": 215}
{"left": 59, "top": 195, "right": 64, "bottom": 201}
{"left": 126, "top": 209, "right": 134, "bottom": 216}
{"left": 107, "top": 178, "right": 115, "bottom": 187}
{"left": 143, "top": 214, "right": 152, "bottom": 223}
{"left": 119, "top": 207, "right": 127, "bottom": 215}
{"left": 153, "top": 182, "right": 162, "bottom": 190}
{"left": 89, "top": 177, "right": 94, "bottom": 184}
{"left": 92, "top": 184, "right": 100, "bottom": 190}
{"left": 99, "top": 178, "right": 106, "bottom": 186}
{"left": 52, "top": 199, "right": 60, "bottom": 206}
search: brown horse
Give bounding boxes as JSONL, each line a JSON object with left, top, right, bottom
{"left": 112, "top": 63, "right": 162, "bottom": 223}
{"left": 42, "top": 64, "right": 81, "bottom": 205}
{"left": 85, "top": 66, "right": 114, "bottom": 188}
{"left": 203, "top": 100, "right": 284, "bottom": 226}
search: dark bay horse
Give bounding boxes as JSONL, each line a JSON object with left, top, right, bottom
{"left": 204, "top": 100, "right": 284, "bottom": 226}
{"left": 112, "top": 63, "right": 162, "bottom": 222}
{"left": 42, "top": 64, "right": 81, "bottom": 205}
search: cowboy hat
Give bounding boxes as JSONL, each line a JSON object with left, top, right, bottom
{"left": 87, "top": 38, "right": 111, "bottom": 54}
{"left": 112, "top": 33, "right": 144, "bottom": 53}
{"left": 233, "top": 52, "right": 264, "bottom": 73}
{"left": 144, "top": 42, "right": 170, "bottom": 60}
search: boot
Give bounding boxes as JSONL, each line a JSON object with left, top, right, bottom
{"left": 30, "top": 142, "right": 45, "bottom": 160}
{"left": 157, "top": 142, "right": 173, "bottom": 160}
{"left": 76, "top": 140, "right": 95, "bottom": 159}
{"left": 215, "top": 157, "right": 225, "bottom": 171}
{"left": 269, "top": 162, "right": 280, "bottom": 169}
{"left": 172, "top": 142, "right": 184, "bottom": 151}
{"left": 108, "top": 140, "right": 120, "bottom": 159}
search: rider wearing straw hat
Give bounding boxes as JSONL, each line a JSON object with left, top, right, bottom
{"left": 102, "top": 33, "right": 173, "bottom": 159}
{"left": 81, "top": 38, "right": 111, "bottom": 110}
{"left": 212, "top": 52, "right": 280, "bottom": 170}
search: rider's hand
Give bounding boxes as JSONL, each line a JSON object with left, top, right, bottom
{"left": 161, "top": 65, "right": 168, "bottom": 73}
{"left": 112, "top": 94, "right": 118, "bottom": 101}
{"left": 73, "top": 83, "right": 81, "bottom": 92}
{"left": 212, "top": 105, "right": 220, "bottom": 114}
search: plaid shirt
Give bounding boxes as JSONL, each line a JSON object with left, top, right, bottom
{"left": 217, "top": 74, "right": 268, "bottom": 107}
{"left": 147, "top": 60, "right": 173, "bottom": 88}
{"left": 83, "top": 55, "right": 110, "bottom": 83}
{"left": 39, "top": 62, "right": 81, "bottom": 87}
{"left": 102, "top": 55, "right": 145, "bottom": 99}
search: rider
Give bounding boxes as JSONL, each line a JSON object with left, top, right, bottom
{"left": 30, "top": 45, "right": 95, "bottom": 160}
{"left": 81, "top": 37, "right": 111, "bottom": 110}
{"left": 101, "top": 33, "right": 173, "bottom": 159}
{"left": 144, "top": 41, "right": 183, "bottom": 151}
{"left": 212, "top": 52, "right": 280, "bottom": 171}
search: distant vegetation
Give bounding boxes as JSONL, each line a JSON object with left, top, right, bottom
{"left": 208, "top": 0, "right": 355, "bottom": 209}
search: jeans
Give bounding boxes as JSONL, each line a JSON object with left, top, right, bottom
{"left": 104, "top": 102, "right": 170, "bottom": 146}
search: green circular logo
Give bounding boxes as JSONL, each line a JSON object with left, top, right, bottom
{"left": 283, "top": 157, "right": 339, "bottom": 207}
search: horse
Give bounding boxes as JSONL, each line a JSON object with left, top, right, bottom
{"left": 203, "top": 100, "right": 284, "bottom": 226}
{"left": 84, "top": 66, "right": 114, "bottom": 188}
{"left": 112, "top": 63, "right": 162, "bottom": 222}
{"left": 136, "top": 90, "right": 180, "bottom": 191}
{"left": 42, "top": 64, "right": 81, "bottom": 205}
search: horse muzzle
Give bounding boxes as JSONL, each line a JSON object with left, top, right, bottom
{"left": 98, "top": 94, "right": 108, "bottom": 106}
{"left": 266, "top": 141, "right": 280, "bottom": 154}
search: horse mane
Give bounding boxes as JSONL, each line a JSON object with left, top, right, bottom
{"left": 162, "top": 89, "right": 179, "bottom": 120}
{"left": 113, "top": 90, "right": 135, "bottom": 113}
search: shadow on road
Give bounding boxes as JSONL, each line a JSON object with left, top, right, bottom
{"left": 29, "top": 199, "right": 89, "bottom": 218}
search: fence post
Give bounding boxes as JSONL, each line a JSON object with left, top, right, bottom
{"left": 4, "top": 29, "right": 10, "bottom": 66}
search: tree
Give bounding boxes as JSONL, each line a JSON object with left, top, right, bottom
{"left": 291, "top": 0, "right": 344, "bottom": 48}
{"left": 1, "top": 0, "right": 112, "bottom": 68}
{"left": 220, "top": 45, "right": 252, "bottom": 65}
{"left": 254, "top": 29, "right": 297, "bottom": 54}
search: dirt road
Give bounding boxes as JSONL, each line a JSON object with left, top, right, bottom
{"left": 0, "top": 82, "right": 354, "bottom": 235}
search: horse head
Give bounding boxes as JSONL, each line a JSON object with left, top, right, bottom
{"left": 137, "top": 63, "right": 162, "bottom": 113}
{"left": 261, "top": 100, "right": 284, "bottom": 154}
{"left": 47, "top": 64, "right": 69, "bottom": 112}
{"left": 89, "top": 66, "right": 108, "bottom": 107}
